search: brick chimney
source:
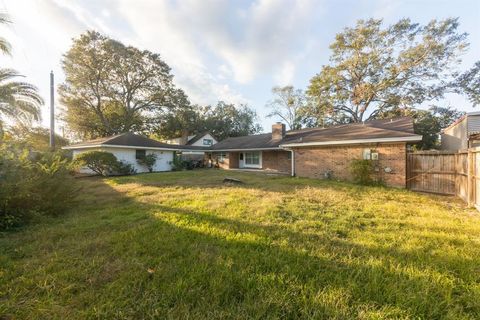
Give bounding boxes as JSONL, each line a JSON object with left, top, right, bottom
{"left": 272, "top": 122, "right": 286, "bottom": 140}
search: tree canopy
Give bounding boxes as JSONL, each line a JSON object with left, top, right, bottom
{"left": 306, "top": 18, "right": 468, "bottom": 125}
{"left": 154, "top": 101, "right": 262, "bottom": 141}
{"left": 60, "top": 31, "right": 188, "bottom": 139}
{"left": 199, "top": 102, "right": 262, "bottom": 140}
{"left": 3, "top": 124, "right": 69, "bottom": 152}
{"left": 455, "top": 61, "right": 480, "bottom": 106}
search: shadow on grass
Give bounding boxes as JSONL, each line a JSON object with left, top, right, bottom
{"left": 1, "top": 172, "right": 478, "bottom": 319}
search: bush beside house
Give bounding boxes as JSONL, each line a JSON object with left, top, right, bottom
{"left": 74, "top": 151, "right": 136, "bottom": 176}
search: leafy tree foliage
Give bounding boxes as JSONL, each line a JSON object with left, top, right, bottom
{"left": 199, "top": 102, "right": 262, "bottom": 141}
{"left": 154, "top": 101, "right": 262, "bottom": 141}
{"left": 306, "top": 18, "right": 468, "bottom": 125}
{"left": 4, "top": 124, "right": 69, "bottom": 152}
{"left": 153, "top": 100, "right": 202, "bottom": 139}
{"left": 455, "top": 61, "right": 480, "bottom": 106}
{"left": 379, "top": 106, "right": 464, "bottom": 149}
{"left": 60, "top": 31, "right": 188, "bottom": 139}
{"left": 266, "top": 86, "right": 306, "bottom": 130}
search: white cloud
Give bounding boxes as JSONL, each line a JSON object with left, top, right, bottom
{"left": 273, "top": 60, "right": 296, "bottom": 86}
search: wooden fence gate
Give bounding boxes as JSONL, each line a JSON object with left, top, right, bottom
{"left": 407, "top": 149, "right": 480, "bottom": 208}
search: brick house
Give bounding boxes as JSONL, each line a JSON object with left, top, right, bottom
{"left": 208, "top": 117, "right": 421, "bottom": 187}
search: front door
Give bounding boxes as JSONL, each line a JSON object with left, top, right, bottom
{"left": 239, "top": 152, "right": 245, "bottom": 168}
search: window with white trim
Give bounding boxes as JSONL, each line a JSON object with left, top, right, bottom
{"left": 245, "top": 152, "right": 260, "bottom": 165}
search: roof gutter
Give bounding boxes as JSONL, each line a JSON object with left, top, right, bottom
{"left": 61, "top": 144, "right": 206, "bottom": 152}
{"left": 208, "top": 147, "right": 282, "bottom": 152}
{"left": 279, "top": 135, "right": 422, "bottom": 148}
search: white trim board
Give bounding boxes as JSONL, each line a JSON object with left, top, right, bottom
{"left": 280, "top": 135, "right": 422, "bottom": 148}
{"left": 62, "top": 144, "right": 204, "bottom": 152}
{"left": 210, "top": 147, "right": 281, "bottom": 152}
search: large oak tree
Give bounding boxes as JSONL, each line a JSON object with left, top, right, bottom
{"left": 60, "top": 31, "right": 187, "bottom": 139}
{"left": 306, "top": 18, "right": 468, "bottom": 125}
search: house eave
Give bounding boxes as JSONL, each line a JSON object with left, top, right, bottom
{"left": 62, "top": 144, "right": 202, "bottom": 152}
{"left": 279, "top": 135, "right": 423, "bottom": 148}
{"left": 209, "top": 147, "right": 282, "bottom": 152}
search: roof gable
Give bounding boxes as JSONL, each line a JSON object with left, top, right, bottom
{"left": 186, "top": 132, "right": 217, "bottom": 145}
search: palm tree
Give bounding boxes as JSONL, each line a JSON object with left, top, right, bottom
{"left": 0, "top": 69, "right": 43, "bottom": 122}
{"left": 0, "top": 14, "right": 43, "bottom": 136}
{"left": 0, "top": 13, "right": 11, "bottom": 55}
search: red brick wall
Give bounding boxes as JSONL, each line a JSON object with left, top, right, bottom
{"left": 293, "top": 143, "right": 407, "bottom": 187}
{"left": 229, "top": 152, "right": 239, "bottom": 168}
{"left": 262, "top": 150, "right": 291, "bottom": 174}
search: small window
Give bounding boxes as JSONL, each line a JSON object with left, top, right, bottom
{"left": 203, "top": 139, "right": 213, "bottom": 146}
{"left": 136, "top": 149, "right": 146, "bottom": 160}
{"left": 239, "top": 153, "right": 244, "bottom": 160}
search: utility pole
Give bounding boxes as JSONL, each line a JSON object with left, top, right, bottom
{"left": 49, "top": 71, "right": 55, "bottom": 151}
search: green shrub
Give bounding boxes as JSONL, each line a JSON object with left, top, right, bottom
{"left": 73, "top": 151, "right": 119, "bottom": 176}
{"left": 137, "top": 153, "right": 157, "bottom": 172}
{"left": 350, "top": 159, "right": 382, "bottom": 186}
{"left": 0, "top": 144, "right": 77, "bottom": 230}
{"left": 114, "top": 160, "right": 136, "bottom": 175}
{"left": 171, "top": 154, "right": 185, "bottom": 171}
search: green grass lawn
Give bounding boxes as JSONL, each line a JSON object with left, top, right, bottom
{"left": 1, "top": 170, "right": 480, "bottom": 319}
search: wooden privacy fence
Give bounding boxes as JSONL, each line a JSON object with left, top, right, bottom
{"left": 407, "top": 148, "right": 480, "bottom": 208}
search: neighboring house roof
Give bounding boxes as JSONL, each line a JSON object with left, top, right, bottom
{"left": 442, "top": 111, "right": 479, "bottom": 134}
{"left": 211, "top": 117, "right": 421, "bottom": 151}
{"left": 63, "top": 132, "right": 210, "bottom": 151}
{"left": 185, "top": 132, "right": 217, "bottom": 145}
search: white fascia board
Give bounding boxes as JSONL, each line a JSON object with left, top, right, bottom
{"left": 209, "top": 147, "right": 281, "bottom": 152}
{"left": 62, "top": 144, "right": 180, "bottom": 151}
{"left": 279, "top": 135, "right": 422, "bottom": 148}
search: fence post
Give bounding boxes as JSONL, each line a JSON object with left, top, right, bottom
{"left": 467, "top": 149, "right": 474, "bottom": 207}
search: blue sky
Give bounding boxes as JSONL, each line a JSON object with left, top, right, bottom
{"left": 0, "top": 0, "right": 479, "bottom": 133}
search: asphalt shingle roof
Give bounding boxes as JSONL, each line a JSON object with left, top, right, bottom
{"left": 211, "top": 117, "right": 419, "bottom": 150}
{"left": 64, "top": 132, "right": 210, "bottom": 151}
{"left": 64, "top": 117, "right": 420, "bottom": 152}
